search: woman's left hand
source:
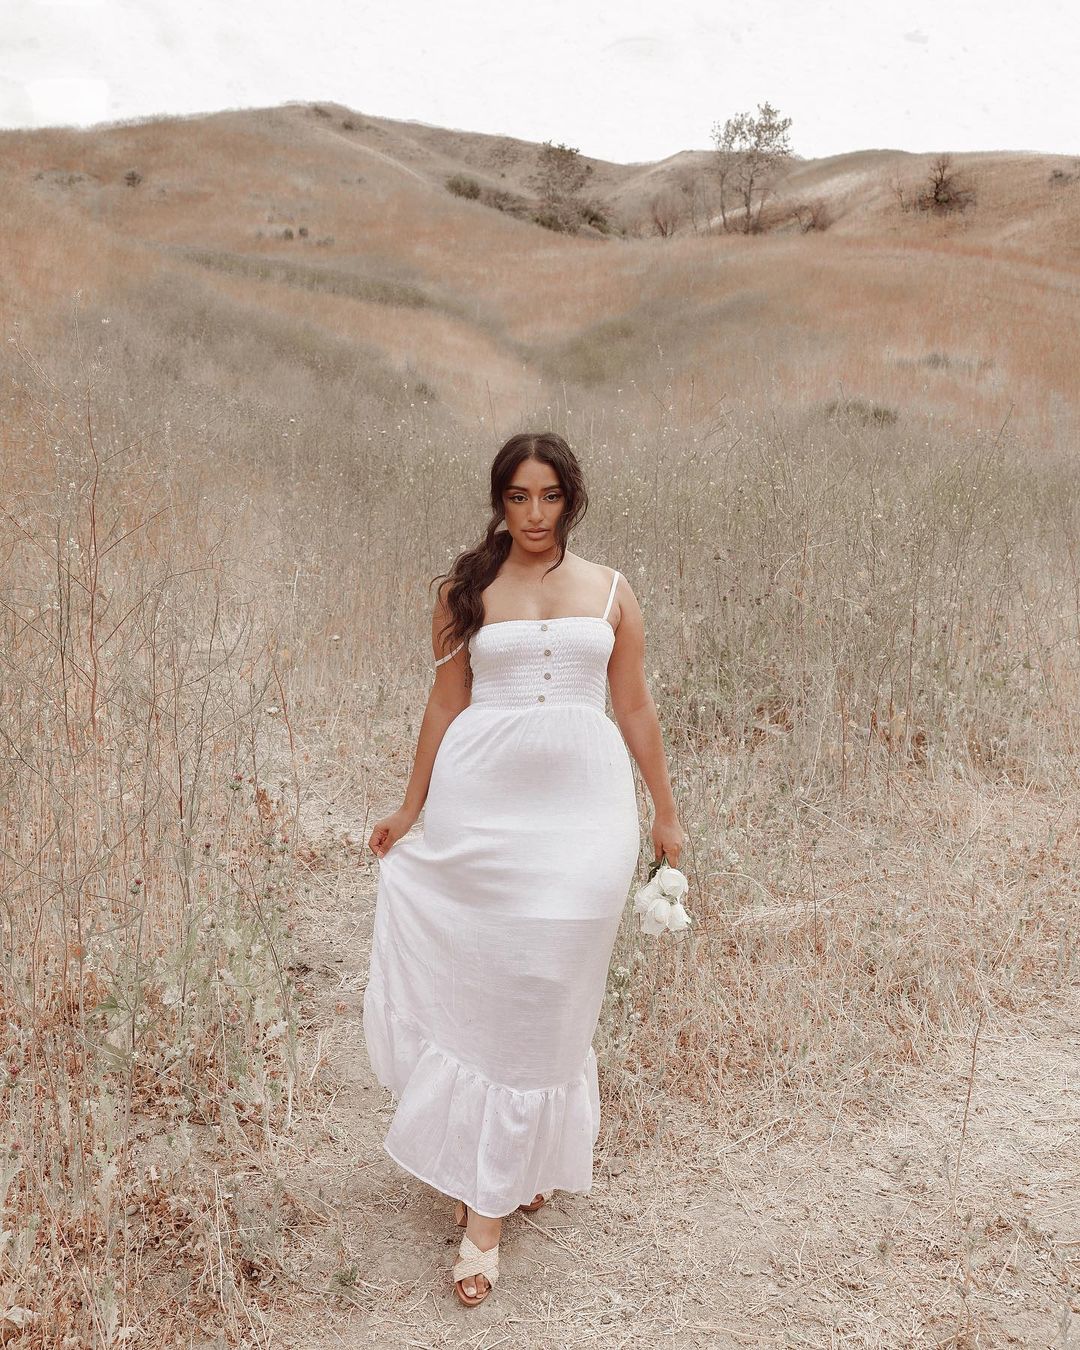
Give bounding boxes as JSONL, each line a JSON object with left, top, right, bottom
{"left": 651, "top": 812, "right": 687, "bottom": 869}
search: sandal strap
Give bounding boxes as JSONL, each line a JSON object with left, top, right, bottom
{"left": 453, "top": 1233, "right": 500, "bottom": 1286}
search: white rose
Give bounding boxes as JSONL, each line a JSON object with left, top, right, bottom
{"left": 655, "top": 864, "right": 688, "bottom": 901}
{"left": 640, "top": 896, "right": 672, "bottom": 935}
{"left": 665, "top": 901, "right": 692, "bottom": 932}
{"left": 632, "top": 874, "right": 664, "bottom": 915}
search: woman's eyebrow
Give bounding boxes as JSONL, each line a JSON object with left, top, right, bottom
{"left": 505, "top": 483, "right": 561, "bottom": 492}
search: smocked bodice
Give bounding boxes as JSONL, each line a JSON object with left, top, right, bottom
{"left": 467, "top": 617, "right": 615, "bottom": 712}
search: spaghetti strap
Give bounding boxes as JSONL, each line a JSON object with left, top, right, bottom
{"left": 601, "top": 568, "right": 621, "bottom": 623}
{"left": 434, "top": 640, "right": 465, "bottom": 668}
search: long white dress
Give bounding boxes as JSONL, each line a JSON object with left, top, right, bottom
{"left": 362, "top": 567, "right": 641, "bottom": 1218}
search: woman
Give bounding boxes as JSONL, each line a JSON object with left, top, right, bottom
{"left": 364, "top": 432, "right": 685, "bottom": 1305}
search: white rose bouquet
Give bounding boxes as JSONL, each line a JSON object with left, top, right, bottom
{"left": 632, "top": 854, "right": 693, "bottom": 935}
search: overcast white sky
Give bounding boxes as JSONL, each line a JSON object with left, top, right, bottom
{"left": 2, "top": 0, "right": 1076, "bottom": 163}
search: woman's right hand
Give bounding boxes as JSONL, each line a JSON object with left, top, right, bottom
{"left": 369, "top": 806, "right": 419, "bottom": 859}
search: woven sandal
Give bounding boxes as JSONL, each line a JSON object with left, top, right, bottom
{"left": 452, "top": 1231, "right": 500, "bottom": 1306}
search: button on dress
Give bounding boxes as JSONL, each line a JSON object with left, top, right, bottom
{"left": 362, "top": 568, "right": 641, "bottom": 1217}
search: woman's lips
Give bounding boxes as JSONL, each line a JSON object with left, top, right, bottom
{"left": 525, "top": 530, "right": 548, "bottom": 537}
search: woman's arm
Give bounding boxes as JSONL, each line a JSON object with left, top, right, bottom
{"left": 606, "top": 574, "right": 686, "bottom": 866}
{"left": 399, "top": 665, "right": 469, "bottom": 817}
{"left": 369, "top": 587, "right": 470, "bottom": 858}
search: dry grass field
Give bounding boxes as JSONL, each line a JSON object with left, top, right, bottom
{"left": 1, "top": 102, "right": 1078, "bottom": 1347}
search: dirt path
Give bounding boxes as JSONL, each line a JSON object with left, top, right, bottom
{"left": 265, "top": 777, "right": 1080, "bottom": 1348}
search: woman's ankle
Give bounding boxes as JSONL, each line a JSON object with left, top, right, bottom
{"left": 467, "top": 1211, "right": 502, "bottom": 1240}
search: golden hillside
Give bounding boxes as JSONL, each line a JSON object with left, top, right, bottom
{"left": 3, "top": 101, "right": 1079, "bottom": 442}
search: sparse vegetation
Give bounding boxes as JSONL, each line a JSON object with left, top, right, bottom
{"left": 446, "top": 173, "right": 482, "bottom": 200}
{"left": 478, "top": 184, "right": 528, "bottom": 215}
{"left": 710, "top": 101, "right": 795, "bottom": 233}
{"left": 533, "top": 204, "right": 577, "bottom": 234}
{"left": 918, "top": 154, "right": 978, "bottom": 214}
{"left": 531, "top": 198, "right": 613, "bottom": 235}
{"left": 446, "top": 158, "right": 612, "bottom": 236}
{"left": 527, "top": 139, "right": 593, "bottom": 208}
{"left": 790, "top": 197, "right": 833, "bottom": 232}
{"left": 580, "top": 201, "right": 613, "bottom": 232}
{"left": 520, "top": 141, "right": 614, "bottom": 234}
{"left": 662, "top": 166, "right": 718, "bottom": 236}
{"left": 822, "top": 395, "right": 900, "bottom": 427}
{"left": 894, "top": 154, "right": 978, "bottom": 215}
{"left": 649, "top": 189, "right": 686, "bottom": 237}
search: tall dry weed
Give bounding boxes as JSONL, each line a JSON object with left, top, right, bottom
{"left": 2, "top": 264, "right": 1077, "bottom": 1341}
{"left": 1, "top": 329, "right": 301, "bottom": 1345}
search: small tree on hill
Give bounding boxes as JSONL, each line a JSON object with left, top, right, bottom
{"left": 917, "top": 154, "right": 977, "bottom": 214}
{"left": 674, "top": 165, "right": 717, "bottom": 235}
{"left": 649, "top": 188, "right": 686, "bottom": 237}
{"left": 710, "top": 102, "right": 794, "bottom": 233}
{"left": 528, "top": 141, "right": 592, "bottom": 207}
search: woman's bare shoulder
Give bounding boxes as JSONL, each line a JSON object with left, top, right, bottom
{"left": 597, "top": 559, "right": 637, "bottom": 595}
{"left": 567, "top": 552, "right": 628, "bottom": 584}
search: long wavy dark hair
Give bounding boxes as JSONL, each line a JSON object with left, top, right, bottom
{"left": 431, "top": 433, "right": 589, "bottom": 684}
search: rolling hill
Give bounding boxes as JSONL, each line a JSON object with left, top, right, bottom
{"left": 2, "top": 101, "right": 1078, "bottom": 444}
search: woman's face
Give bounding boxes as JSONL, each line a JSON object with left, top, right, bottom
{"left": 501, "top": 457, "right": 566, "bottom": 549}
